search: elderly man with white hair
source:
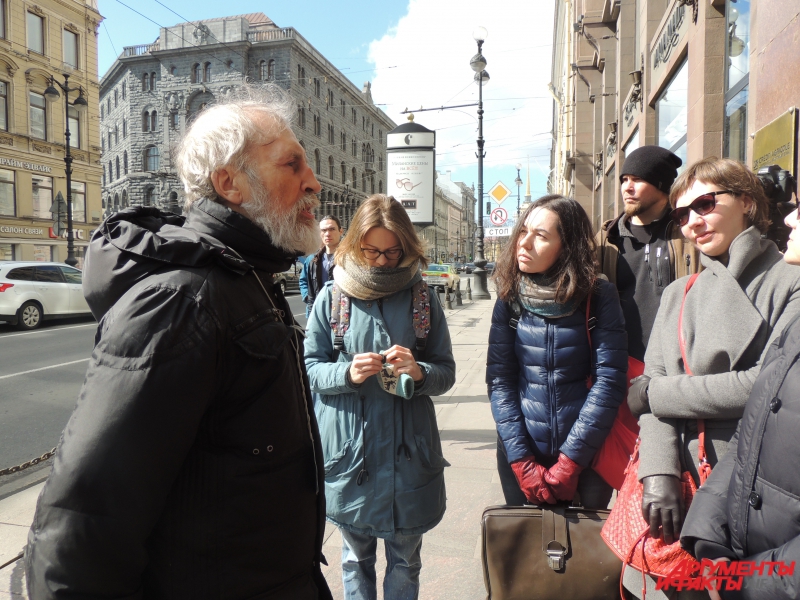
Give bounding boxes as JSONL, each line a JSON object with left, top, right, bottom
{"left": 25, "top": 84, "right": 332, "bottom": 600}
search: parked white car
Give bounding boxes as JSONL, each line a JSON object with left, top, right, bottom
{"left": 0, "top": 262, "right": 92, "bottom": 330}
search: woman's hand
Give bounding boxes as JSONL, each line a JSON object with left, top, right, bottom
{"left": 642, "top": 474, "right": 684, "bottom": 544}
{"left": 349, "top": 352, "right": 384, "bottom": 384}
{"left": 383, "top": 345, "right": 424, "bottom": 382}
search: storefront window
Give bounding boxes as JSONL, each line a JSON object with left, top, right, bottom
{"left": 0, "top": 243, "right": 13, "bottom": 261}
{"left": 606, "top": 166, "right": 617, "bottom": 221}
{"left": 656, "top": 60, "right": 688, "bottom": 165}
{"left": 71, "top": 181, "right": 86, "bottom": 222}
{"left": 32, "top": 175, "right": 52, "bottom": 219}
{"left": 724, "top": 87, "right": 748, "bottom": 163}
{"left": 623, "top": 129, "right": 640, "bottom": 157}
{"left": 0, "top": 168, "right": 13, "bottom": 216}
{"left": 33, "top": 245, "right": 53, "bottom": 261}
{"left": 724, "top": 0, "right": 750, "bottom": 161}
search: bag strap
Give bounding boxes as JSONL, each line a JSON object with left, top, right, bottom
{"left": 329, "top": 283, "right": 351, "bottom": 352}
{"left": 541, "top": 507, "right": 569, "bottom": 572}
{"left": 411, "top": 280, "right": 431, "bottom": 356}
{"left": 507, "top": 298, "right": 523, "bottom": 330}
{"left": 678, "top": 273, "right": 711, "bottom": 485}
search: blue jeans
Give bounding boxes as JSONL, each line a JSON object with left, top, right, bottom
{"left": 340, "top": 528, "right": 423, "bottom": 600}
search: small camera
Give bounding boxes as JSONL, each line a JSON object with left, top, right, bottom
{"left": 758, "top": 165, "right": 797, "bottom": 252}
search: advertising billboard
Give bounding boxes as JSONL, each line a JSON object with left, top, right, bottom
{"left": 387, "top": 150, "right": 435, "bottom": 224}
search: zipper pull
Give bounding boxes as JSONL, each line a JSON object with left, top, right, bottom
{"left": 645, "top": 244, "right": 652, "bottom": 281}
{"left": 656, "top": 247, "right": 663, "bottom": 286}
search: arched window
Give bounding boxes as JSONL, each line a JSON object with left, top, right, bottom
{"left": 142, "top": 111, "right": 150, "bottom": 132}
{"left": 123, "top": 151, "right": 128, "bottom": 175}
{"left": 170, "top": 66, "right": 176, "bottom": 76}
{"left": 142, "top": 73, "right": 148, "bottom": 91}
{"left": 314, "top": 149, "right": 321, "bottom": 175}
{"left": 150, "top": 110, "right": 157, "bottom": 131}
{"left": 170, "top": 113, "right": 179, "bottom": 129}
{"left": 144, "top": 146, "right": 160, "bottom": 171}
{"left": 341, "top": 163, "right": 346, "bottom": 184}
{"left": 379, "top": 180, "right": 383, "bottom": 193}
{"left": 192, "top": 63, "right": 200, "bottom": 83}
{"left": 144, "top": 187, "right": 154, "bottom": 206}
{"left": 259, "top": 60, "right": 267, "bottom": 80}
{"left": 352, "top": 167, "right": 357, "bottom": 187}
{"left": 169, "top": 191, "right": 178, "bottom": 211}
{"left": 122, "top": 82, "right": 126, "bottom": 99}
{"left": 114, "top": 89, "right": 118, "bottom": 107}
{"left": 150, "top": 72, "right": 156, "bottom": 90}
{"left": 328, "top": 156, "right": 334, "bottom": 180}
{"left": 122, "top": 119, "right": 127, "bottom": 138}
{"left": 268, "top": 59, "right": 275, "bottom": 80}
{"left": 114, "top": 124, "right": 119, "bottom": 145}
{"left": 122, "top": 190, "right": 128, "bottom": 208}
{"left": 113, "top": 194, "right": 119, "bottom": 211}
{"left": 203, "top": 62, "right": 211, "bottom": 82}
{"left": 115, "top": 156, "right": 120, "bottom": 180}
{"left": 361, "top": 172, "right": 366, "bottom": 192}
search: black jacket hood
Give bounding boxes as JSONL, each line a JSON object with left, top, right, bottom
{"left": 83, "top": 198, "right": 297, "bottom": 320}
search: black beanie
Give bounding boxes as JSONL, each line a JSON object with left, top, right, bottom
{"left": 620, "top": 146, "right": 682, "bottom": 193}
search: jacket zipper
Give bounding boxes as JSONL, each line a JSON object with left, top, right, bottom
{"left": 547, "top": 321, "right": 558, "bottom": 454}
{"left": 644, "top": 243, "right": 652, "bottom": 281}
{"left": 655, "top": 246, "right": 663, "bottom": 287}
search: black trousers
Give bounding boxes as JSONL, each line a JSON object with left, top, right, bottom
{"left": 496, "top": 435, "right": 613, "bottom": 509}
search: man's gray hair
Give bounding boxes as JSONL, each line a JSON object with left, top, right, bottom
{"left": 174, "top": 82, "right": 295, "bottom": 209}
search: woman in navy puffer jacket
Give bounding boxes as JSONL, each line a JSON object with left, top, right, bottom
{"left": 487, "top": 195, "right": 628, "bottom": 508}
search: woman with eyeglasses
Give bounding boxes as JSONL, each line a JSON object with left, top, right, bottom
{"left": 304, "top": 194, "right": 456, "bottom": 600}
{"left": 622, "top": 157, "right": 800, "bottom": 599}
{"left": 487, "top": 195, "right": 628, "bottom": 509}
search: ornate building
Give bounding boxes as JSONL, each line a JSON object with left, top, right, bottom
{"left": 99, "top": 12, "right": 395, "bottom": 228}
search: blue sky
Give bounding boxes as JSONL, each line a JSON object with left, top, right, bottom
{"left": 97, "top": 0, "right": 555, "bottom": 219}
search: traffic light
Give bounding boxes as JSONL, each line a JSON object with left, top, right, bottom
{"left": 50, "top": 191, "right": 68, "bottom": 236}
{"left": 486, "top": 202, "right": 491, "bottom": 214}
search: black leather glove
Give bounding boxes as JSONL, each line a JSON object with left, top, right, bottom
{"left": 642, "top": 475, "right": 684, "bottom": 545}
{"left": 627, "top": 375, "right": 651, "bottom": 417}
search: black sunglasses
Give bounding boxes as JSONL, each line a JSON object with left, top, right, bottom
{"left": 670, "top": 191, "right": 734, "bottom": 226}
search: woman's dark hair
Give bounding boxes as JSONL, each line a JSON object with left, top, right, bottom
{"left": 493, "top": 195, "right": 597, "bottom": 303}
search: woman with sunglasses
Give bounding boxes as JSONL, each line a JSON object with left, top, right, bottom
{"left": 304, "top": 194, "right": 455, "bottom": 600}
{"left": 487, "top": 195, "right": 628, "bottom": 509}
{"left": 623, "top": 157, "right": 800, "bottom": 599}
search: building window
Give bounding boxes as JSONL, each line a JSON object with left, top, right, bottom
{"left": 352, "top": 167, "right": 357, "bottom": 186}
{"left": 0, "top": 168, "right": 14, "bottom": 216}
{"left": 144, "top": 187, "right": 154, "bottom": 206}
{"left": 170, "top": 112, "right": 179, "bottom": 129}
{"left": 142, "top": 110, "right": 150, "bottom": 132}
{"left": 0, "top": 0, "right": 5, "bottom": 40}
{"left": 107, "top": 98, "right": 111, "bottom": 114}
{"left": 115, "top": 156, "right": 120, "bottom": 180}
{"left": 63, "top": 29, "right": 78, "bottom": 68}
{"left": 150, "top": 72, "right": 156, "bottom": 90}
{"left": 327, "top": 89, "right": 333, "bottom": 109}
{"left": 268, "top": 59, "right": 275, "bottom": 80}
{"left": 341, "top": 162, "right": 346, "bottom": 184}
{"left": 362, "top": 116, "right": 366, "bottom": 131}
{"left": 0, "top": 81, "right": 7, "bottom": 131}
{"left": 328, "top": 123, "right": 334, "bottom": 144}
{"left": 100, "top": 104, "right": 104, "bottom": 120}
{"left": 656, "top": 59, "right": 688, "bottom": 166}
{"left": 341, "top": 132, "right": 346, "bottom": 152}
{"left": 142, "top": 73, "right": 148, "bottom": 91}
{"left": 259, "top": 60, "right": 267, "bottom": 80}
{"left": 723, "top": 0, "right": 750, "bottom": 162}
{"left": 314, "top": 115, "right": 321, "bottom": 137}
{"left": 340, "top": 99, "right": 345, "bottom": 116}
{"left": 122, "top": 118, "right": 127, "bottom": 138}
{"left": 68, "top": 106, "right": 80, "bottom": 148}
{"left": 352, "top": 108, "right": 356, "bottom": 124}
{"left": 144, "top": 146, "right": 160, "bottom": 171}
{"left": 107, "top": 130, "right": 112, "bottom": 149}
{"left": 203, "top": 62, "right": 211, "bottom": 82}
{"left": 192, "top": 64, "right": 200, "bottom": 83}
{"left": 379, "top": 180, "right": 383, "bottom": 194}
{"left": 31, "top": 174, "right": 52, "bottom": 219}
{"left": 170, "top": 66, "right": 176, "bottom": 76}
{"left": 378, "top": 155, "right": 383, "bottom": 171}
{"left": 623, "top": 128, "right": 640, "bottom": 157}
{"left": 101, "top": 135, "right": 104, "bottom": 152}
{"left": 71, "top": 181, "right": 86, "bottom": 222}
{"left": 113, "top": 89, "right": 118, "bottom": 107}
{"left": 27, "top": 12, "right": 44, "bottom": 54}
{"left": 351, "top": 138, "right": 357, "bottom": 157}
{"left": 29, "top": 92, "right": 46, "bottom": 140}
{"left": 123, "top": 151, "right": 128, "bottom": 174}
{"left": 122, "top": 82, "right": 126, "bottom": 99}
{"left": 314, "top": 78, "right": 320, "bottom": 98}
{"left": 150, "top": 110, "right": 157, "bottom": 131}
{"left": 298, "top": 107, "right": 305, "bottom": 128}
{"left": 314, "top": 149, "right": 320, "bottom": 175}
{"left": 328, "top": 156, "right": 335, "bottom": 180}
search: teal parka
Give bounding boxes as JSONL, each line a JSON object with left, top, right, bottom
{"left": 304, "top": 278, "right": 456, "bottom": 539}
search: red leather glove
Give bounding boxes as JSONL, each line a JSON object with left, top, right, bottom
{"left": 544, "top": 453, "right": 585, "bottom": 501}
{"left": 510, "top": 456, "right": 556, "bottom": 505}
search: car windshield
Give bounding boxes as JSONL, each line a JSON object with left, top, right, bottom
{"left": 426, "top": 266, "right": 448, "bottom": 273}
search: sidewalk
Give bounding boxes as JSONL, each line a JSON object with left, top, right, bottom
{"left": 0, "top": 294, "right": 502, "bottom": 599}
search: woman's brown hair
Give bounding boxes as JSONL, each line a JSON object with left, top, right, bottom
{"left": 335, "top": 194, "right": 428, "bottom": 268}
{"left": 493, "top": 195, "right": 597, "bottom": 303}
{"left": 669, "top": 157, "right": 771, "bottom": 233}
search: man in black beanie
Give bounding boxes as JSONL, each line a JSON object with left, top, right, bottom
{"left": 596, "top": 145, "right": 699, "bottom": 362}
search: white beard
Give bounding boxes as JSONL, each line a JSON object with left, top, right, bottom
{"left": 241, "top": 177, "right": 320, "bottom": 256}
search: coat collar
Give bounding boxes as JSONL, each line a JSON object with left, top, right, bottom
{"left": 700, "top": 226, "right": 777, "bottom": 280}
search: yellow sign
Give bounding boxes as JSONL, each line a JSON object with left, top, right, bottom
{"left": 489, "top": 181, "right": 511, "bottom": 205}
{"left": 753, "top": 108, "right": 797, "bottom": 173}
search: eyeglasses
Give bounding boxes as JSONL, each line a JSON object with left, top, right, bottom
{"left": 361, "top": 247, "right": 404, "bottom": 260}
{"left": 670, "top": 191, "right": 734, "bottom": 226}
{"left": 396, "top": 178, "right": 422, "bottom": 191}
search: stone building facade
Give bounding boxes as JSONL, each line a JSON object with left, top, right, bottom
{"left": 418, "top": 170, "right": 476, "bottom": 263}
{"left": 99, "top": 12, "right": 395, "bottom": 228}
{"left": 0, "top": 0, "right": 103, "bottom": 266}
{"left": 549, "top": 0, "right": 799, "bottom": 232}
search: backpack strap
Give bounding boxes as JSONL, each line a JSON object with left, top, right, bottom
{"left": 508, "top": 298, "right": 523, "bottom": 329}
{"left": 411, "top": 281, "right": 431, "bottom": 356}
{"left": 329, "top": 283, "right": 351, "bottom": 352}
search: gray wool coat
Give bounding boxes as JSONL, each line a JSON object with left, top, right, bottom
{"left": 638, "top": 226, "right": 800, "bottom": 483}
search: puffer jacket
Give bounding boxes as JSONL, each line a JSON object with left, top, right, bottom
{"left": 26, "top": 199, "right": 331, "bottom": 600}
{"left": 681, "top": 311, "right": 800, "bottom": 599}
{"left": 486, "top": 279, "right": 628, "bottom": 466}
{"left": 304, "top": 278, "right": 456, "bottom": 539}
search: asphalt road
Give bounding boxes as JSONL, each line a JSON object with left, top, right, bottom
{"left": 0, "top": 292, "right": 307, "bottom": 481}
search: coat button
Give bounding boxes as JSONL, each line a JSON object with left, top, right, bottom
{"left": 770, "top": 397, "right": 782, "bottom": 412}
{"left": 267, "top": 445, "right": 273, "bottom": 452}
{"left": 253, "top": 449, "right": 260, "bottom": 455}
{"left": 366, "top": 303, "right": 372, "bottom": 308}
{"left": 748, "top": 492, "right": 762, "bottom": 509}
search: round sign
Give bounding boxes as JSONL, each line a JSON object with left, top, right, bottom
{"left": 490, "top": 207, "right": 508, "bottom": 226}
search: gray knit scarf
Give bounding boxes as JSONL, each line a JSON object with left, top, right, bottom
{"left": 333, "top": 255, "right": 422, "bottom": 301}
{"left": 518, "top": 274, "right": 580, "bottom": 318}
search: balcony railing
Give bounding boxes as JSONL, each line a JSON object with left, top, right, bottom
{"left": 122, "top": 43, "right": 160, "bottom": 57}
{"left": 247, "top": 28, "right": 296, "bottom": 43}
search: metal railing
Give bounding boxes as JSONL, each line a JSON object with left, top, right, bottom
{"left": 122, "top": 43, "right": 160, "bottom": 57}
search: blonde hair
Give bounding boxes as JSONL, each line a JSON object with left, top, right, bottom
{"left": 335, "top": 195, "right": 428, "bottom": 268}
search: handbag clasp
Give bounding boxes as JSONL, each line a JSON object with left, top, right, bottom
{"left": 545, "top": 541, "right": 566, "bottom": 571}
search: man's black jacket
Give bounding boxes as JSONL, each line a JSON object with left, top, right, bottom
{"left": 26, "top": 199, "right": 332, "bottom": 600}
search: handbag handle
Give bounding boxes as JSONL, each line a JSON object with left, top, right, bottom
{"left": 677, "top": 273, "right": 711, "bottom": 485}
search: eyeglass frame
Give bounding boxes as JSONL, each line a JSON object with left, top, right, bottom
{"left": 360, "top": 246, "right": 404, "bottom": 261}
{"left": 670, "top": 190, "right": 735, "bottom": 226}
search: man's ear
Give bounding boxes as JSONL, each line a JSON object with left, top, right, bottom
{"left": 210, "top": 166, "right": 248, "bottom": 206}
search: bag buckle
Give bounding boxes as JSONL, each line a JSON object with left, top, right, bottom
{"left": 545, "top": 542, "right": 566, "bottom": 571}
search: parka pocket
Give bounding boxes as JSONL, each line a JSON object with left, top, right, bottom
{"left": 324, "top": 440, "right": 354, "bottom": 477}
{"left": 414, "top": 435, "right": 451, "bottom": 474}
{"left": 234, "top": 320, "right": 294, "bottom": 360}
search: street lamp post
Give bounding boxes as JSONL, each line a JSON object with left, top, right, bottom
{"left": 44, "top": 73, "right": 88, "bottom": 267}
{"left": 470, "top": 27, "right": 491, "bottom": 299}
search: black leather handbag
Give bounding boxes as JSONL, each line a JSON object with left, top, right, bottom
{"left": 481, "top": 504, "right": 622, "bottom": 600}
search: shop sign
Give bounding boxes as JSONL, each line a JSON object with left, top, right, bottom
{"left": 651, "top": 3, "right": 688, "bottom": 85}
{"left": 753, "top": 109, "right": 797, "bottom": 172}
{"left": 0, "top": 225, "right": 46, "bottom": 235}
{"left": 48, "top": 227, "right": 87, "bottom": 240}
{"left": 387, "top": 151, "right": 435, "bottom": 224}
{"left": 0, "top": 158, "right": 52, "bottom": 173}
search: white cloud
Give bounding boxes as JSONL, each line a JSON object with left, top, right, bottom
{"left": 368, "top": 0, "right": 556, "bottom": 196}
